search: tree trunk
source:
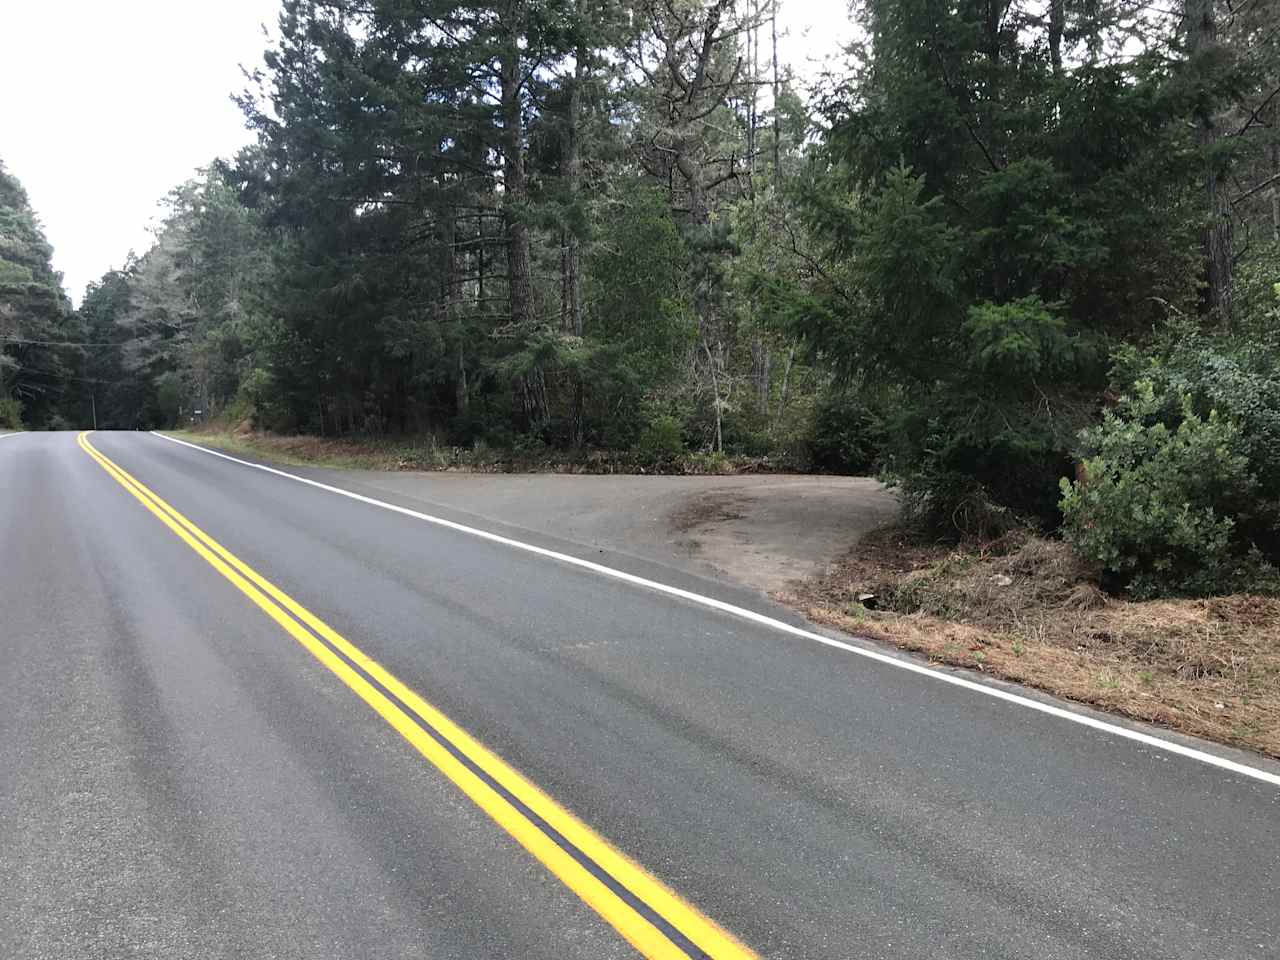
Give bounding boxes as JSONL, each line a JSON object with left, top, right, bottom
{"left": 1188, "top": 0, "right": 1233, "bottom": 325}
{"left": 1272, "top": 93, "right": 1279, "bottom": 243}
{"left": 562, "top": 46, "right": 585, "bottom": 337}
{"left": 562, "top": 42, "right": 586, "bottom": 447}
{"left": 747, "top": 0, "right": 758, "bottom": 188}
{"left": 1049, "top": 0, "right": 1064, "bottom": 77}
{"left": 456, "top": 342, "right": 469, "bottom": 414}
{"left": 519, "top": 365, "right": 549, "bottom": 432}
{"left": 677, "top": 152, "right": 709, "bottom": 226}
{"left": 444, "top": 209, "right": 468, "bottom": 414}
{"left": 983, "top": 0, "right": 1004, "bottom": 172}
{"left": 702, "top": 338, "right": 724, "bottom": 454}
{"left": 751, "top": 336, "right": 770, "bottom": 414}
{"left": 500, "top": 44, "right": 534, "bottom": 332}
{"left": 499, "top": 13, "right": 547, "bottom": 431}
{"left": 771, "top": 0, "right": 781, "bottom": 181}
{"left": 560, "top": 228, "right": 582, "bottom": 336}
{"left": 477, "top": 208, "right": 486, "bottom": 303}
{"left": 1083, "top": 0, "right": 1102, "bottom": 63}
{"left": 776, "top": 343, "right": 795, "bottom": 419}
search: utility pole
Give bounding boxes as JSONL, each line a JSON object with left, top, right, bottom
{"left": 91, "top": 391, "right": 98, "bottom": 430}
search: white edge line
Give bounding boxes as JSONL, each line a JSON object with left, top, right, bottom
{"left": 0, "top": 432, "right": 18, "bottom": 441}
{"left": 149, "top": 430, "right": 1280, "bottom": 789}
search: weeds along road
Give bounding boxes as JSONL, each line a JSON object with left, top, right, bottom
{"left": 2, "top": 430, "right": 1277, "bottom": 960}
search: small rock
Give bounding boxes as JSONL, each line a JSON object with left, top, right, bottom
{"left": 991, "top": 574, "right": 1013, "bottom": 587}
{"left": 857, "top": 592, "right": 878, "bottom": 610}
{"left": 1215, "top": 702, "right": 1226, "bottom": 710}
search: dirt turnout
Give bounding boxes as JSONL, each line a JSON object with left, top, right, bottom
{"left": 170, "top": 430, "right": 899, "bottom": 594}
{"left": 337, "top": 470, "right": 899, "bottom": 595}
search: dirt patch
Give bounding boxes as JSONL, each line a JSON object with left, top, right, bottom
{"left": 670, "top": 492, "right": 752, "bottom": 532}
{"left": 780, "top": 529, "right": 1280, "bottom": 759}
{"left": 170, "top": 430, "right": 897, "bottom": 595}
{"left": 662, "top": 479, "right": 899, "bottom": 592}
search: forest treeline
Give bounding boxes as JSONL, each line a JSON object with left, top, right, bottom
{"left": 2, "top": 0, "right": 1278, "bottom": 597}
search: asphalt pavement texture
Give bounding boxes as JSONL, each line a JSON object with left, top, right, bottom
{"left": 1, "top": 431, "right": 1276, "bottom": 959}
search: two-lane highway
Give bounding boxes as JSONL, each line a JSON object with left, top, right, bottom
{"left": 2, "top": 431, "right": 1277, "bottom": 959}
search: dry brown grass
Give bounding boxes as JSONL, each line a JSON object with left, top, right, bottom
{"left": 781, "top": 530, "right": 1280, "bottom": 759}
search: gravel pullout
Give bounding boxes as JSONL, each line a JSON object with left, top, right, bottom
{"left": 331, "top": 470, "right": 899, "bottom": 594}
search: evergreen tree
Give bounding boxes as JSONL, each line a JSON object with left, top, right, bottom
{"left": 69, "top": 267, "right": 153, "bottom": 429}
{"left": 792, "top": 0, "right": 1207, "bottom": 528}
{"left": 0, "top": 158, "right": 73, "bottom": 428}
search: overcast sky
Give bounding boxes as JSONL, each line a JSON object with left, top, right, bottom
{"left": 1, "top": 1, "right": 852, "bottom": 305}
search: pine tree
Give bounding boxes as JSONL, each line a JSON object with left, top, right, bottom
{"left": 793, "top": 0, "right": 1205, "bottom": 526}
{"left": 0, "top": 158, "right": 73, "bottom": 427}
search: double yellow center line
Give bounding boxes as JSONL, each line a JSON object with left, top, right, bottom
{"left": 77, "top": 432, "right": 755, "bottom": 960}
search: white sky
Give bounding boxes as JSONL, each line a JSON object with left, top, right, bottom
{"left": 1, "top": 1, "right": 852, "bottom": 305}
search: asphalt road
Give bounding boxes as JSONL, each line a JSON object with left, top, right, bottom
{"left": 1, "top": 431, "right": 1277, "bottom": 960}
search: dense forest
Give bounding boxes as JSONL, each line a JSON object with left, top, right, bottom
{"left": 2, "top": 0, "right": 1278, "bottom": 597}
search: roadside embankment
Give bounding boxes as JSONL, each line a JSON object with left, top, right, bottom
{"left": 779, "top": 528, "right": 1280, "bottom": 760}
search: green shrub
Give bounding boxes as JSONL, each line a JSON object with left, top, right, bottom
{"left": 720, "top": 406, "right": 772, "bottom": 458}
{"left": 1140, "top": 328, "right": 1280, "bottom": 494}
{"left": 226, "top": 369, "right": 274, "bottom": 427}
{"left": 1106, "top": 308, "right": 1280, "bottom": 560}
{"left": 0, "top": 396, "right": 21, "bottom": 430}
{"left": 688, "top": 450, "right": 732, "bottom": 474}
{"left": 892, "top": 458, "right": 1022, "bottom": 542}
{"left": 1059, "top": 381, "right": 1274, "bottom": 597}
{"left": 809, "top": 386, "right": 885, "bottom": 474}
{"left": 634, "top": 415, "right": 685, "bottom": 463}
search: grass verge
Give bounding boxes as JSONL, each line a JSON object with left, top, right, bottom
{"left": 777, "top": 527, "right": 1280, "bottom": 760}
{"left": 163, "top": 427, "right": 799, "bottom": 475}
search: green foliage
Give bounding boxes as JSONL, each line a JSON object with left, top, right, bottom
{"left": 1060, "top": 382, "right": 1275, "bottom": 598}
{"left": 787, "top": 0, "right": 1220, "bottom": 530}
{"left": 581, "top": 183, "right": 696, "bottom": 445}
{"left": 634, "top": 415, "right": 685, "bottom": 463}
{"left": 799, "top": 167, "right": 965, "bottom": 383}
{"left": 0, "top": 158, "right": 74, "bottom": 426}
{"left": 808, "top": 385, "right": 885, "bottom": 474}
{"left": 1156, "top": 346, "right": 1280, "bottom": 489}
{"left": 1075, "top": 278, "right": 1280, "bottom": 598}
{"left": 0, "top": 396, "right": 22, "bottom": 429}
{"left": 796, "top": 162, "right": 1110, "bottom": 527}
{"left": 963, "top": 297, "right": 1088, "bottom": 382}
{"left": 155, "top": 372, "right": 183, "bottom": 424}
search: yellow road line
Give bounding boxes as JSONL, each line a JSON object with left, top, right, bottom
{"left": 77, "top": 432, "right": 756, "bottom": 960}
